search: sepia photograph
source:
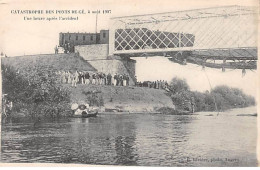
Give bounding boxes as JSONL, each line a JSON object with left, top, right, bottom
{"left": 0, "top": 0, "right": 259, "bottom": 167}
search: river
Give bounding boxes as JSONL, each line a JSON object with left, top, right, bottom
{"left": 0, "top": 107, "right": 257, "bottom": 166}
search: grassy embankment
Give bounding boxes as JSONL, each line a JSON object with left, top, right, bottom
{"left": 2, "top": 53, "right": 96, "bottom": 72}
{"left": 2, "top": 53, "right": 175, "bottom": 117}
{"left": 69, "top": 84, "right": 174, "bottom": 113}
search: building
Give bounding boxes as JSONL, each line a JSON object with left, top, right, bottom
{"left": 59, "top": 30, "right": 109, "bottom": 47}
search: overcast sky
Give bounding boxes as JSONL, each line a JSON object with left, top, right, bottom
{"left": 0, "top": 0, "right": 258, "bottom": 97}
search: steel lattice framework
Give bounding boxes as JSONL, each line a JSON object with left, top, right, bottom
{"left": 109, "top": 6, "right": 258, "bottom": 69}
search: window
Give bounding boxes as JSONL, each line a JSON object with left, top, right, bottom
{"left": 83, "top": 36, "right": 85, "bottom": 41}
{"left": 103, "top": 32, "right": 106, "bottom": 38}
{"left": 76, "top": 35, "right": 78, "bottom": 40}
{"left": 90, "top": 35, "right": 93, "bottom": 41}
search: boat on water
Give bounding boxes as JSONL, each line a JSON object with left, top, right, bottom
{"left": 71, "top": 103, "right": 98, "bottom": 118}
{"left": 72, "top": 110, "right": 98, "bottom": 118}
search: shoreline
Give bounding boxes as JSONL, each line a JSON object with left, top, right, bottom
{"left": 2, "top": 105, "right": 257, "bottom": 119}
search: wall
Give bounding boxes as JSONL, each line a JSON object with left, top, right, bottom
{"left": 59, "top": 30, "right": 109, "bottom": 47}
{"left": 75, "top": 44, "right": 109, "bottom": 60}
{"left": 100, "top": 30, "right": 109, "bottom": 44}
{"left": 87, "top": 59, "right": 136, "bottom": 85}
{"left": 59, "top": 33, "right": 98, "bottom": 46}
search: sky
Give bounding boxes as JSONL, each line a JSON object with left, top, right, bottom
{"left": 0, "top": 0, "right": 258, "bottom": 97}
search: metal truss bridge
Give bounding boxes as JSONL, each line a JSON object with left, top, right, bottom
{"left": 109, "top": 6, "right": 257, "bottom": 70}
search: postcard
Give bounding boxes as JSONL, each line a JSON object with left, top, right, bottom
{"left": 0, "top": 0, "right": 259, "bottom": 167}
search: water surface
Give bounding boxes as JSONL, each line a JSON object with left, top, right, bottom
{"left": 1, "top": 107, "right": 257, "bottom": 166}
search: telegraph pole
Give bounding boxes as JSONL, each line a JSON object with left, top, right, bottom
{"left": 95, "top": 11, "right": 98, "bottom": 33}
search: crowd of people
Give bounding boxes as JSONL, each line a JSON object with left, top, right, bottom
{"left": 56, "top": 70, "right": 169, "bottom": 91}
{"left": 56, "top": 71, "right": 131, "bottom": 87}
{"left": 135, "top": 80, "right": 169, "bottom": 90}
{"left": 54, "top": 43, "right": 75, "bottom": 54}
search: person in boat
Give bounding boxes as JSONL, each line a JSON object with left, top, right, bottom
{"left": 73, "top": 103, "right": 90, "bottom": 116}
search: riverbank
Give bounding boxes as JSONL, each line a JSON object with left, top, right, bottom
{"left": 1, "top": 53, "right": 176, "bottom": 118}
{"left": 1, "top": 53, "right": 255, "bottom": 118}
{"left": 193, "top": 106, "right": 257, "bottom": 117}
{"left": 67, "top": 84, "right": 175, "bottom": 113}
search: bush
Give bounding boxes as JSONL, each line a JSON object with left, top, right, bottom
{"left": 2, "top": 64, "right": 71, "bottom": 117}
{"left": 167, "top": 77, "right": 255, "bottom": 113}
{"left": 82, "top": 90, "right": 104, "bottom": 107}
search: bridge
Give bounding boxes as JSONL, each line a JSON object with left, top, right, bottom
{"left": 109, "top": 6, "right": 257, "bottom": 70}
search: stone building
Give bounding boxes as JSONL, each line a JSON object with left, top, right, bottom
{"left": 59, "top": 30, "right": 109, "bottom": 46}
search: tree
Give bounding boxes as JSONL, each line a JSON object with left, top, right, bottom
{"left": 2, "top": 64, "right": 71, "bottom": 117}
{"left": 166, "top": 77, "right": 255, "bottom": 113}
{"left": 168, "top": 77, "right": 190, "bottom": 94}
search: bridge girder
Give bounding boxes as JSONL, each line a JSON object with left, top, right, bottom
{"left": 109, "top": 6, "right": 258, "bottom": 70}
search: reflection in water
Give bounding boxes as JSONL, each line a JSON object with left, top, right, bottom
{"left": 114, "top": 119, "right": 138, "bottom": 165}
{"left": 1, "top": 107, "right": 257, "bottom": 166}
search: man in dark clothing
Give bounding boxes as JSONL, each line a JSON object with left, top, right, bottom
{"left": 107, "top": 73, "right": 112, "bottom": 85}
{"left": 126, "top": 75, "right": 130, "bottom": 86}
{"left": 116, "top": 74, "right": 120, "bottom": 86}
{"left": 78, "top": 72, "right": 83, "bottom": 84}
{"left": 119, "top": 75, "right": 123, "bottom": 86}
{"left": 84, "top": 72, "right": 90, "bottom": 84}
{"left": 114, "top": 73, "right": 118, "bottom": 86}
{"left": 103, "top": 73, "right": 107, "bottom": 85}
